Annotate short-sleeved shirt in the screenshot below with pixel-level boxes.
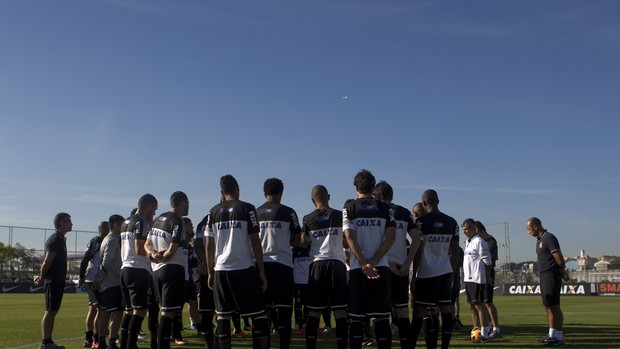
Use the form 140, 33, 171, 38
386, 204, 418, 265
44, 231, 67, 284
121, 215, 152, 271
415, 211, 459, 279
485, 234, 498, 268
342, 197, 396, 270
292, 245, 312, 285
80, 236, 103, 282
206, 199, 260, 271
302, 207, 345, 263
257, 201, 301, 267
536, 230, 561, 273
148, 212, 187, 272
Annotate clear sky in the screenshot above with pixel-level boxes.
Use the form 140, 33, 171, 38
1, 0, 618, 263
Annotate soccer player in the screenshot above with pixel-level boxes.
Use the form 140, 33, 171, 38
461, 218, 492, 342
343, 170, 396, 349
95, 214, 125, 349
372, 181, 421, 348
78, 221, 109, 348
475, 220, 502, 339
409, 189, 459, 349
302, 185, 349, 349
119, 194, 158, 349
194, 215, 217, 349
205, 175, 270, 349
145, 191, 189, 349
256, 177, 302, 349
526, 217, 569, 347
34, 212, 72, 349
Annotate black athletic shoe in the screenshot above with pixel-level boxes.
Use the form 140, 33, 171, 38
537, 335, 553, 343
544, 338, 565, 346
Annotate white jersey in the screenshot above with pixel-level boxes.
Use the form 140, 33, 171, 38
386, 204, 417, 266
293, 246, 312, 285
257, 201, 301, 267
120, 215, 152, 272
207, 199, 261, 272
463, 234, 492, 284
416, 211, 459, 279
302, 207, 345, 263
148, 212, 187, 272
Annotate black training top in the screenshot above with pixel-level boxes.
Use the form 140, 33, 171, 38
44, 231, 67, 283
536, 230, 562, 273
485, 234, 498, 267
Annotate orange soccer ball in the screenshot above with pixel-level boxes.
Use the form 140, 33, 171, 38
470, 328, 482, 343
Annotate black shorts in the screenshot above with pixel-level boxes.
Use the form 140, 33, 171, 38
264, 262, 293, 308
84, 282, 102, 306
100, 286, 123, 312
348, 267, 391, 319
120, 267, 152, 310
483, 269, 495, 304
196, 275, 215, 312
413, 272, 452, 307
214, 267, 266, 317
540, 270, 562, 306
45, 281, 64, 311
465, 282, 484, 305
154, 264, 186, 313
390, 270, 409, 309
306, 260, 348, 311
451, 273, 461, 303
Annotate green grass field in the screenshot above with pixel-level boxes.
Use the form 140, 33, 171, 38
1, 294, 619, 348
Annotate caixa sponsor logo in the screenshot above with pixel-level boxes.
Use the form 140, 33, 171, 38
506, 284, 587, 295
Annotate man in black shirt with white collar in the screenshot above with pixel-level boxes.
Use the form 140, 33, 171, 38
527, 217, 569, 347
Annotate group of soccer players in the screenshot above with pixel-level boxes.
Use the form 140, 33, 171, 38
75, 169, 499, 349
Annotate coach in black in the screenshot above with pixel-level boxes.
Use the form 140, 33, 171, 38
34, 212, 72, 349
527, 217, 568, 347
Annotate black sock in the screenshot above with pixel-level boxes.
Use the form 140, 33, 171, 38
423, 315, 439, 349
199, 311, 214, 344
410, 316, 423, 349
128, 315, 144, 349
397, 317, 410, 348
216, 318, 231, 349
374, 318, 392, 349
232, 313, 242, 332
277, 307, 292, 349
252, 316, 270, 349
86, 331, 94, 341
349, 320, 363, 349
335, 317, 348, 349
158, 316, 173, 349
99, 336, 107, 349
42, 339, 52, 345
119, 314, 131, 349
109, 337, 118, 348
305, 316, 320, 349
172, 313, 183, 339
440, 313, 453, 349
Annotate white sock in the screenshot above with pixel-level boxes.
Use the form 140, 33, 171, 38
493, 327, 500, 333
549, 328, 556, 338
555, 330, 563, 340
481, 326, 489, 337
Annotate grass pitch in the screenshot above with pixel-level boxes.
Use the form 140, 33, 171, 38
1, 294, 619, 348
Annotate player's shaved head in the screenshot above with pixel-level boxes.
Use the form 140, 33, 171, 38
138, 194, 157, 210
412, 202, 426, 220
311, 185, 329, 201
527, 217, 543, 229
422, 189, 439, 206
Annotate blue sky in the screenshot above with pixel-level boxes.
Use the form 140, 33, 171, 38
1, 0, 618, 263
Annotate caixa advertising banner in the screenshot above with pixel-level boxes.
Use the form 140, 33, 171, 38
0, 282, 78, 294
503, 283, 591, 296
597, 282, 620, 296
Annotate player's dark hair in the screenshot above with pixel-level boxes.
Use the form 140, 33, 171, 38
263, 178, 284, 196
183, 217, 192, 226
98, 221, 109, 233
353, 169, 376, 195
109, 214, 125, 227
170, 191, 188, 208
130, 208, 138, 217
220, 175, 239, 195
475, 221, 487, 233
138, 194, 157, 210
372, 180, 393, 202
462, 218, 476, 227
53, 212, 71, 229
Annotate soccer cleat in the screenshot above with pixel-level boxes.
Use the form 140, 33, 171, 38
544, 338, 565, 346
480, 336, 491, 343
91, 342, 99, 349
83, 340, 93, 348
172, 338, 188, 345
488, 331, 502, 340
234, 330, 249, 338
362, 338, 375, 347
537, 335, 553, 343
323, 325, 332, 334
298, 327, 305, 336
